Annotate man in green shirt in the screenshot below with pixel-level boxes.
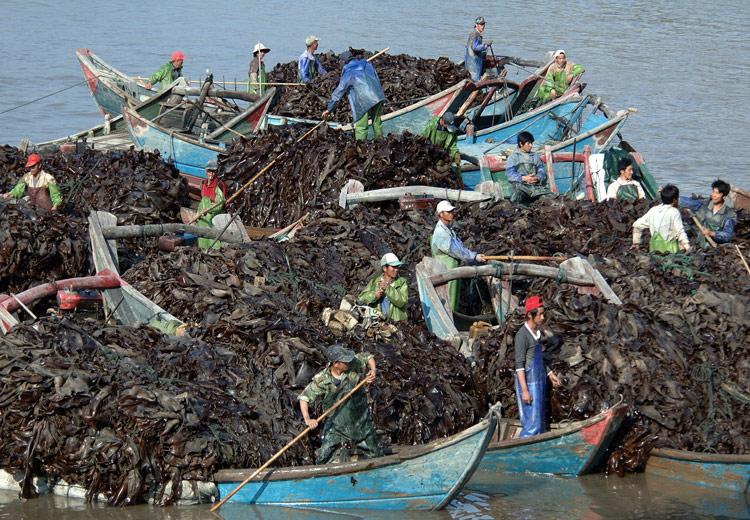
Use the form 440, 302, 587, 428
422, 111, 461, 174
3, 154, 62, 211
145, 51, 186, 90
299, 345, 381, 464
196, 159, 226, 249
358, 253, 408, 322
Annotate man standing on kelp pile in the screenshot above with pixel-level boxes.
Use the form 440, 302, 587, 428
322, 51, 386, 140
514, 297, 560, 438
299, 344, 382, 464
431, 200, 487, 311
4, 154, 62, 211
298, 35, 327, 83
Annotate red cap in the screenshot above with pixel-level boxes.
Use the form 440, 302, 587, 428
25, 154, 41, 167
171, 51, 187, 62
525, 296, 543, 317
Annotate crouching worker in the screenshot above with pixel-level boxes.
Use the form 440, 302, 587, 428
197, 159, 226, 249
631, 184, 690, 253
299, 345, 382, 464
3, 154, 62, 211
515, 297, 560, 438
358, 253, 408, 322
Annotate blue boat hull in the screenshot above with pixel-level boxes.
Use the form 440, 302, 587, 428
646, 449, 750, 493
213, 414, 496, 510
480, 404, 627, 476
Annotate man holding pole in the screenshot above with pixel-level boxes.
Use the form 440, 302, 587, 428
465, 16, 492, 82
679, 179, 736, 248
431, 200, 487, 310
299, 344, 381, 464
322, 50, 386, 141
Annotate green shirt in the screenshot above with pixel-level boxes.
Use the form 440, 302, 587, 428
358, 274, 408, 322
421, 116, 460, 161
299, 352, 373, 406
149, 61, 183, 89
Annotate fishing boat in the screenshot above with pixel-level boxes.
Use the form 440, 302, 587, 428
76, 48, 158, 117
415, 256, 621, 355
645, 448, 750, 493
213, 409, 497, 510
479, 400, 628, 476
729, 184, 750, 212
121, 87, 276, 178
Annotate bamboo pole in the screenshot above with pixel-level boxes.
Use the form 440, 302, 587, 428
690, 214, 718, 248
736, 245, 750, 276
211, 378, 369, 511
190, 120, 326, 224
483, 255, 567, 261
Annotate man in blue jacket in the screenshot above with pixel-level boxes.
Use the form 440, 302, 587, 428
322, 51, 386, 140
298, 35, 327, 83
465, 16, 493, 82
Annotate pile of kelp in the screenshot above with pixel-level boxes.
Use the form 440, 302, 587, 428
464, 197, 750, 467
0, 145, 189, 223
267, 49, 469, 122
0, 317, 308, 505
218, 124, 459, 227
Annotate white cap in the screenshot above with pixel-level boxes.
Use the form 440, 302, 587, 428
436, 200, 455, 214
380, 253, 403, 267
553, 49, 566, 58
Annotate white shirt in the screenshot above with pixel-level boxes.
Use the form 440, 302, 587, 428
632, 204, 690, 249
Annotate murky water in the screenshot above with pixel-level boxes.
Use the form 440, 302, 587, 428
1, 1, 749, 193
0, 1, 748, 517
1, 472, 748, 519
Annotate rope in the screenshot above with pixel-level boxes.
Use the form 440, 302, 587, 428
0, 77, 100, 116
656, 253, 712, 282
692, 363, 731, 439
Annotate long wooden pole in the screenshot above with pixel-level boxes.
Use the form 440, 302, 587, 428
483, 255, 567, 261
367, 47, 390, 61
190, 120, 326, 223
211, 377, 369, 511
690, 215, 718, 248
736, 245, 750, 276
134, 76, 305, 87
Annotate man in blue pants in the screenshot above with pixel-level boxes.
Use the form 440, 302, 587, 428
514, 297, 560, 437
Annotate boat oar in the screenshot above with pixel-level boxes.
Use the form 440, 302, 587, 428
484, 255, 567, 262
687, 211, 718, 248
367, 47, 390, 62
210, 377, 369, 511
190, 120, 326, 224
736, 245, 750, 277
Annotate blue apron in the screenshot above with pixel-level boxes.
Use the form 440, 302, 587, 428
515, 340, 546, 437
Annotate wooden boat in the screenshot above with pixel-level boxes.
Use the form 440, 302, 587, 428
729, 184, 750, 212
646, 448, 750, 493
268, 78, 472, 138
213, 409, 498, 510
456, 91, 587, 159
121, 87, 276, 178
479, 401, 628, 476
416, 256, 621, 355
76, 48, 158, 117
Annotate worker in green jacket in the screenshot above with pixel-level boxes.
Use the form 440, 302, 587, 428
247, 42, 269, 95
299, 344, 381, 464
538, 49, 584, 103
358, 253, 408, 322
3, 154, 62, 211
145, 51, 186, 90
422, 111, 461, 175
196, 159, 226, 249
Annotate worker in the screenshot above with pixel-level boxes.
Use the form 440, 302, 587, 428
538, 49, 584, 102
298, 35, 327, 83
299, 344, 382, 464
358, 253, 408, 322
465, 16, 493, 82
145, 51, 186, 90
322, 51, 386, 141
506, 131, 555, 205
3, 154, 62, 211
606, 157, 646, 201
679, 179, 737, 247
431, 200, 487, 310
631, 184, 690, 253
196, 159, 226, 249
514, 297, 560, 438
248, 42, 270, 95
422, 111, 461, 175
